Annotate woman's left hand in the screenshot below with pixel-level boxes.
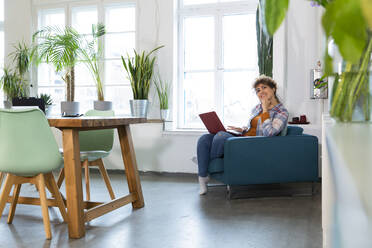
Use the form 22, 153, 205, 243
227, 126, 243, 132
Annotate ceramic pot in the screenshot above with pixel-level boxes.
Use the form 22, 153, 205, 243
160, 109, 169, 121
61, 101, 80, 116
94, 101, 112, 111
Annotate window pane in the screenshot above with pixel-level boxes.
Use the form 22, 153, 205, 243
0, 0, 3, 22
223, 14, 258, 69
75, 86, 97, 113
105, 60, 129, 84
223, 71, 259, 126
183, 0, 217, 5
38, 9, 65, 29
0, 31, 3, 66
75, 62, 95, 86
220, 0, 247, 2
72, 6, 98, 34
105, 33, 135, 59
105, 5, 135, 32
105, 86, 133, 115
184, 16, 214, 71
38, 87, 65, 115
37, 63, 64, 86
0, 26, 3, 103
183, 72, 214, 128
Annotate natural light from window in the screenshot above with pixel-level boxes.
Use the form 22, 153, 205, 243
178, 0, 259, 129
0, 0, 3, 104
36, 2, 136, 115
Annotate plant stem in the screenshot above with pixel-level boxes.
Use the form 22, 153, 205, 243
345, 37, 372, 120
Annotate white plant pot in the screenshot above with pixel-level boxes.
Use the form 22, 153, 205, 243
130, 99, 148, 117
94, 101, 112, 111
61, 101, 80, 116
160, 109, 169, 121
45, 105, 52, 116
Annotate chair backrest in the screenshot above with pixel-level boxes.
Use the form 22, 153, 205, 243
79, 109, 115, 152
286, 126, 304, 135
0, 108, 63, 176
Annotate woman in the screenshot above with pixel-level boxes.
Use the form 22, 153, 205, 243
196, 75, 289, 195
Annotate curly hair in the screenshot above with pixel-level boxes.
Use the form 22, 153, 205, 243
253, 75, 279, 102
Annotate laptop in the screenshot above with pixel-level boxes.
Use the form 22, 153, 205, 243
199, 111, 242, 136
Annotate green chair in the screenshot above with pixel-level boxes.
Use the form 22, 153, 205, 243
57, 109, 116, 201
0, 108, 67, 239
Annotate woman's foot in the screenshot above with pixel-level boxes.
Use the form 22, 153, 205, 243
198, 176, 209, 195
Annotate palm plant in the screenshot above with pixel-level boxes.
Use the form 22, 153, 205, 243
9, 41, 32, 87
80, 23, 106, 101
0, 68, 26, 100
33, 26, 82, 102
154, 74, 170, 110
121, 46, 164, 99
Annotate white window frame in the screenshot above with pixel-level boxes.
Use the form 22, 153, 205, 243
32, 0, 137, 114
0, 0, 5, 102
177, 0, 259, 129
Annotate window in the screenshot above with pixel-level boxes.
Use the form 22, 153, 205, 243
0, 0, 4, 103
37, 8, 66, 111
36, 2, 135, 115
178, 0, 259, 129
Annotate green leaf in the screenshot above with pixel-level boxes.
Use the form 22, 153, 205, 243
361, 0, 372, 30
264, 0, 289, 36
322, 0, 368, 63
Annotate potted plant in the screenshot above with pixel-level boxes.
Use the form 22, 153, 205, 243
40, 93, 53, 115
8, 41, 40, 106
154, 74, 171, 120
80, 23, 110, 110
121, 46, 164, 117
33, 26, 82, 115
0, 68, 26, 108
262, 0, 372, 122
9, 41, 32, 88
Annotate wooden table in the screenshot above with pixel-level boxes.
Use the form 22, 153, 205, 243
48, 116, 146, 238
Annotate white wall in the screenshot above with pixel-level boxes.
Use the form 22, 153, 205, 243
4, 0, 32, 66
5, 0, 325, 173
285, 0, 326, 126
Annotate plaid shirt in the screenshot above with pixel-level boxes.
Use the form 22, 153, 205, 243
246, 103, 289, 136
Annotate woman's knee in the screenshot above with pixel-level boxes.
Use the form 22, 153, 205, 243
214, 131, 233, 142
197, 133, 214, 147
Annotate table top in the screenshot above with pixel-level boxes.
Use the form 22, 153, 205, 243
48, 115, 147, 128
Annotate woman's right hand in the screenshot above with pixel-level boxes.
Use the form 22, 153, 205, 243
227, 126, 243, 132
261, 96, 272, 112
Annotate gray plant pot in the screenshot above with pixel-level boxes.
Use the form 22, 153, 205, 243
61, 101, 80, 116
3, 100, 12, 109
94, 100, 112, 111
130, 99, 148, 117
160, 109, 169, 121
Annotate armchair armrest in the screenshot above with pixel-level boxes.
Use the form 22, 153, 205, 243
222, 135, 318, 185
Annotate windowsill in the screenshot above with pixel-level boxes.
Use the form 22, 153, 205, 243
137, 119, 207, 136
162, 128, 207, 136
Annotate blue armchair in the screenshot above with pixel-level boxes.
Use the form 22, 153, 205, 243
208, 126, 319, 187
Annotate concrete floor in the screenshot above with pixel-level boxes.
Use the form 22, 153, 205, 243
0, 172, 321, 248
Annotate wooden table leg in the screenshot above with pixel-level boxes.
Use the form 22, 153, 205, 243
62, 129, 85, 238
118, 125, 144, 208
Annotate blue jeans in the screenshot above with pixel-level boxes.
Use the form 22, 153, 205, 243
197, 131, 234, 177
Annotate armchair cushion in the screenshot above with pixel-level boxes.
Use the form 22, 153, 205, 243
208, 126, 318, 186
